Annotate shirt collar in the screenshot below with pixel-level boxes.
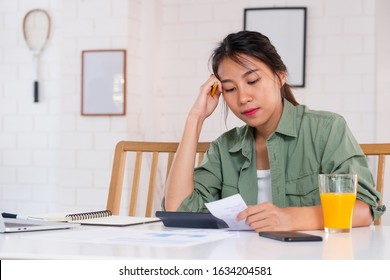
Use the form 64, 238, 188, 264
275, 99, 298, 138
229, 125, 254, 160
228, 98, 298, 155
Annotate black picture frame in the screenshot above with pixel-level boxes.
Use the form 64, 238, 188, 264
244, 7, 307, 87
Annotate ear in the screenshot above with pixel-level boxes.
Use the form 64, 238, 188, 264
277, 71, 287, 88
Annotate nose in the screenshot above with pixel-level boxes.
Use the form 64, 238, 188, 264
238, 89, 253, 104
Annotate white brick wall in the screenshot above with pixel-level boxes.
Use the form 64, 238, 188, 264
0, 0, 389, 224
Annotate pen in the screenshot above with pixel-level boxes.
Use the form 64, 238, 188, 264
2, 212, 17, 218
210, 81, 218, 97
1, 212, 33, 220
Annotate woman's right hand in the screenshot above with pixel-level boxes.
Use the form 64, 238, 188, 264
189, 75, 222, 120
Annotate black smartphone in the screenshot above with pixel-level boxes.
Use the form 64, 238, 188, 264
259, 231, 323, 242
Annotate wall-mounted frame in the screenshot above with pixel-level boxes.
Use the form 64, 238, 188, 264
244, 7, 307, 87
81, 49, 126, 116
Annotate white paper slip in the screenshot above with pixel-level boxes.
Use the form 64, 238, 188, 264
205, 194, 252, 231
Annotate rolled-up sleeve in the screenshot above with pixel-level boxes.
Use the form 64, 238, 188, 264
176, 141, 224, 212
320, 115, 386, 221
161, 141, 224, 212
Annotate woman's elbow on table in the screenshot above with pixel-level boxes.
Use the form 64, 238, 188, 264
353, 200, 373, 227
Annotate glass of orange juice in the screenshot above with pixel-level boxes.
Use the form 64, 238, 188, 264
318, 174, 358, 233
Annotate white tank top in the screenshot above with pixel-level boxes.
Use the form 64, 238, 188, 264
257, 169, 272, 203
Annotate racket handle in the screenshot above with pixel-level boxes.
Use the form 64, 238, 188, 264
34, 81, 39, 102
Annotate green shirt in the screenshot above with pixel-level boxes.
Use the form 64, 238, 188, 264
172, 99, 385, 221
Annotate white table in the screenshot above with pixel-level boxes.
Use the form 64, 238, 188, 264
0, 223, 389, 259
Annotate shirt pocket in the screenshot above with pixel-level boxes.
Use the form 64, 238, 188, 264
285, 171, 320, 206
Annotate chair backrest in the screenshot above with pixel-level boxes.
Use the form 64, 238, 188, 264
360, 143, 390, 225
106, 141, 389, 221
106, 141, 210, 217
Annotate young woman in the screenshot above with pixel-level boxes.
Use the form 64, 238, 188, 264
163, 31, 385, 232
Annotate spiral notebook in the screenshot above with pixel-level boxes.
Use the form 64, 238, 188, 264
29, 210, 161, 227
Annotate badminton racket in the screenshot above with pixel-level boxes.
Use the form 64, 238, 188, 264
23, 9, 51, 103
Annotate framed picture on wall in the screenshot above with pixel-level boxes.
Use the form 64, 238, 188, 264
244, 7, 307, 87
81, 49, 126, 116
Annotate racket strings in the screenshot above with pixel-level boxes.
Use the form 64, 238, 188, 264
23, 10, 51, 52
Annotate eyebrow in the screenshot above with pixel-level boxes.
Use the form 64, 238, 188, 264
220, 68, 259, 83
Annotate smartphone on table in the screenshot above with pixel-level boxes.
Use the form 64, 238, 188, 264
259, 231, 323, 242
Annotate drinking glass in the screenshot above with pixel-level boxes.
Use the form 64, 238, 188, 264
318, 174, 358, 233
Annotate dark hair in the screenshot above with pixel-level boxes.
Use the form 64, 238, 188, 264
210, 30, 298, 106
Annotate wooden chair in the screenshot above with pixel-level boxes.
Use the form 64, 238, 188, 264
106, 141, 210, 217
360, 143, 390, 225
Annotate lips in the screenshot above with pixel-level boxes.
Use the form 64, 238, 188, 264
242, 108, 259, 116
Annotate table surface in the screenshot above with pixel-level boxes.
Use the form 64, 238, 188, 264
1, 222, 389, 259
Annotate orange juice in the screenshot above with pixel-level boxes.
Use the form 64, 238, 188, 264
320, 193, 356, 231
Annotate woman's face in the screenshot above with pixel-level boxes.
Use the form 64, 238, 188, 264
217, 55, 285, 132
